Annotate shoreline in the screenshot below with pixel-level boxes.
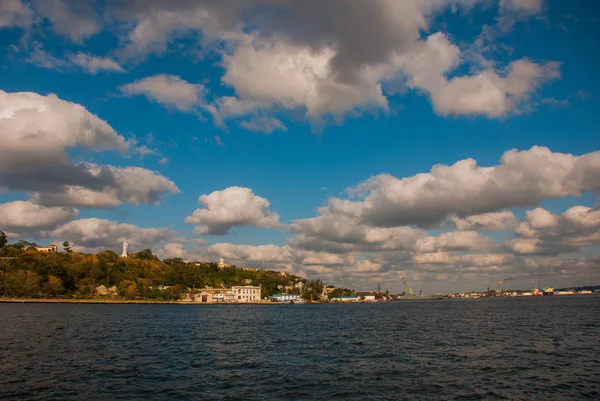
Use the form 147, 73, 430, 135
0, 298, 284, 305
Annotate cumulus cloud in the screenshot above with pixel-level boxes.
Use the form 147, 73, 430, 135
33, 0, 101, 43
451, 211, 517, 231
185, 187, 282, 235
0, 90, 178, 208
336, 146, 600, 228
30, 165, 179, 208
119, 74, 205, 112
0, 201, 78, 232
509, 205, 600, 255
155, 243, 190, 260
101, 0, 554, 123
416, 231, 496, 253
414, 252, 512, 268
431, 59, 560, 117
290, 210, 427, 254
50, 218, 175, 253
0, 90, 128, 192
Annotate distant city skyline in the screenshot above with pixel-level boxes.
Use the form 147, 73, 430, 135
0, 0, 599, 293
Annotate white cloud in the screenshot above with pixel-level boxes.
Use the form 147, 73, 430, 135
337, 146, 600, 228
68, 52, 125, 74
416, 231, 496, 253
26, 42, 69, 71
25, 45, 125, 75
414, 252, 512, 267
185, 186, 282, 235
291, 209, 427, 254
0, 90, 128, 192
220, 33, 389, 119
109, 1, 557, 123
30, 164, 179, 208
155, 243, 190, 260
510, 205, 600, 255
0, 200, 78, 230
452, 211, 517, 231
9, 1, 556, 124
239, 117, 287, 134
50, 218, 174, 252
120, 74, 205, 112
0, 0, 35, 29
33, 0, 101, 43
500, 0, 542, 14
431, 59, 560, 117
0, 90, 178, 208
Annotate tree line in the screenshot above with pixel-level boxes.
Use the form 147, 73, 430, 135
0, 231, 326, 301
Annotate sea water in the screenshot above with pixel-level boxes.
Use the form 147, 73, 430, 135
1, 296, 599, 400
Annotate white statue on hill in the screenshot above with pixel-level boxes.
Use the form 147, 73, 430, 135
121, 239, 128, 258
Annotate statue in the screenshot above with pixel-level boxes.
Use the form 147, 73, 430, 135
121, 239, 128, 258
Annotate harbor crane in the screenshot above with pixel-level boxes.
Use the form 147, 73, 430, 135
400, 277, 414, 296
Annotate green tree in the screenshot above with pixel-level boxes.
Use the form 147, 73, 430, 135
136, 248, 155, 260
0, 231, 7, 248
62, 241, 72, 253
119, 280, 140, 299
44, 275, 63, 297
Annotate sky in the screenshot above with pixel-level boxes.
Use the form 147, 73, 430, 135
1, 0, 599, 294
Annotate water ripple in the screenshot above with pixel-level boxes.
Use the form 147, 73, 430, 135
1, 297, 599, 400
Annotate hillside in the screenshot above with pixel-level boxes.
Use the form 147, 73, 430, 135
0, 243, 325, 301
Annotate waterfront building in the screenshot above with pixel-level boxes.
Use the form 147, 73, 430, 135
231, 285, 261, 302
184, 286, 262, 303
270, 293, 300, 302
35, 244, 57, 252
330, 295, 361, 302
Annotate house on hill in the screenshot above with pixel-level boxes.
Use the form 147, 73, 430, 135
35, 244, 57, 252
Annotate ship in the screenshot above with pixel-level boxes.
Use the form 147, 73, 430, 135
393, 277, 444, 300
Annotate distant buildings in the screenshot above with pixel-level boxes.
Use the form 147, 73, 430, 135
185, 285, 261, 303
270, 293, 301, 302
35, 244, 57, 252
232, 285, 261, 302
330, 295, 360, 302
217, 258, 229, 269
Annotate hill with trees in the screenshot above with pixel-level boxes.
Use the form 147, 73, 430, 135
0, 232, 325, 301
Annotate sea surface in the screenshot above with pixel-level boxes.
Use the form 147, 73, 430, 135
1, 296, 599, 400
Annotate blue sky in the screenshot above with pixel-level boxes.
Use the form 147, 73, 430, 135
1, 0, 599, 293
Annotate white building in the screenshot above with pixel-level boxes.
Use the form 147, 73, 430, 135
184, 286, 262, 303
35, 244, 57, 252
217, 258, 229, 269
231, 285, 261, 303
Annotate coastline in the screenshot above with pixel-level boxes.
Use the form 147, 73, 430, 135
0, 298, 281, 305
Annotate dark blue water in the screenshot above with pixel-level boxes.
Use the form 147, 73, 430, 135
1, 296, 599, 400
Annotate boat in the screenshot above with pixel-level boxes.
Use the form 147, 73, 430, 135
543, 287, 555, 296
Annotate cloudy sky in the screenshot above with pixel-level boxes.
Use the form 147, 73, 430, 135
1, 0, 599, 293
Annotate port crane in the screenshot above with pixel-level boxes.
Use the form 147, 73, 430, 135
400, 277, 414, 296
